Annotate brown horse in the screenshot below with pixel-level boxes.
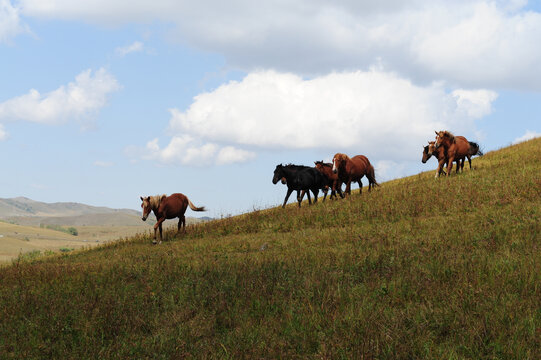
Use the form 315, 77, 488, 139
434, 131, 480, 176
140, 193, 206, 244
314, 161, 344, 200
331, 153, 378, 196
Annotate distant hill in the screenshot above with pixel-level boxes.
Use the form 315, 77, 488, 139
0, 197, 209, 227
0, 197, 139, 218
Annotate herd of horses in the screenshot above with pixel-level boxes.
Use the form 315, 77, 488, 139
141, 130, 482, 243
422, 130, 483, 177
272, 153, 378, 209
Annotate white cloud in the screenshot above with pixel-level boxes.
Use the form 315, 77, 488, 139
139, 135, 255, 166
451, 89, 498, 118
166, 69, 496, 162
512, 130, 540, 144
17, 0, 541, 90
0, 68, 120, 125
0, 123, 7, 140
216, 146, 256, 165
0, 0, 27, 43
115, 41, 143, 57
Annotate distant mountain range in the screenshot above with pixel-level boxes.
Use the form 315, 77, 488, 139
0, 197, 139, 218
0, 197, 212, 227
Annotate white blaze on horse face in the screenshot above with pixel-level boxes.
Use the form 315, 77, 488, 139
332, 157, 337, 173
141, 200, 150, 221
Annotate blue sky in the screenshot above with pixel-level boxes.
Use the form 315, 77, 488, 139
1, 0, 540, 217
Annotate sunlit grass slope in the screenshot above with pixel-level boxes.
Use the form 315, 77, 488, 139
1, 138, 540, 359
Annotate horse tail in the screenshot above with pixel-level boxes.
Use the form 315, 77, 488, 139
187, 198, 206, 212
469, 142, 483, 156
367, 164, 379, 187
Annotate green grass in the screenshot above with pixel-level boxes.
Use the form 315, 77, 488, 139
0, 138, 540, 359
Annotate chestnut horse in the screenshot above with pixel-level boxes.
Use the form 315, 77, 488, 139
434, 131, 482, 176
422, 142, 447, 177
140, 193, 206, 244
332, 153, 378, 196
314, 161, 344, 200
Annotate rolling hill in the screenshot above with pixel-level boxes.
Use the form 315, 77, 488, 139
0, 196, 139, 218
0, 138, 539, 359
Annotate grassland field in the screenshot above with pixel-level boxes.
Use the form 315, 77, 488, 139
0, 138, 539, 359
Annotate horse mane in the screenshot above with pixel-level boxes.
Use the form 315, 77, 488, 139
150, 194, 167, 210
440, 130, 456, 143
285, 163, 310, 170
315, 161, 332, 168
335, 153, 350, 161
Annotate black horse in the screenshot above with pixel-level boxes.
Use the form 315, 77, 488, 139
272, 164, 328, 208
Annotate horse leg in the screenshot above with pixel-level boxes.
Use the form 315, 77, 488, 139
312, 189, 318, 203
282, 188, 294, 208
153, 218, 165, 244
345, 181, 352, 196
153, 217, 164, 243
447, 157, 455, 176
436, 159, 445, 178
467, 155, 472, 170
336, 181, 345, 198
177, 215, 186, 234
306, 190, 312, 205
358, 181, 363, 195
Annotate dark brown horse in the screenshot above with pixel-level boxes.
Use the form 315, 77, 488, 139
332, 153, 378, 196
272, 164, 327, 208
434, 131, 482, 176
314, 161, 344, 200
140, 193, 206, 244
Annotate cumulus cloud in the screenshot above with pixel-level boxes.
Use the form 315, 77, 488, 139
166, 70, 496, 162
115, 41, 143, 57
451, 89, 498, 118
17, 0, 541, 90
0, 68, 120, 125
0, 0, 27, 43
512, 130, 540, 144
139, 135, 256, 166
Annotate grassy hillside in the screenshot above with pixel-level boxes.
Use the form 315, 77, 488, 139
0, 138, 539, 359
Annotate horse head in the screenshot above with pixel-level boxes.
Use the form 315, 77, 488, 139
272, 164, 287, 184
332, 153, 347, 174
435, 130, 455, 149
428, 141, 438, 155
140, 196, 152, 221
422, 144, 431, 163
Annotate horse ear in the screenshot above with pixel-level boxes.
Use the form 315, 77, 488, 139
435, 131, 439, 135
140, 196, 144, 201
